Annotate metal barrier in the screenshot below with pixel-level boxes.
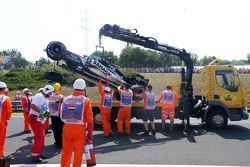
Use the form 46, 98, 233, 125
248, 100, 250, 113
10, 100, 250, 113
11, 101, 23, 112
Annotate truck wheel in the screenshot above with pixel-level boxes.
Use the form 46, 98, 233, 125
93, 110, 102, 127
207, 110, 228, 129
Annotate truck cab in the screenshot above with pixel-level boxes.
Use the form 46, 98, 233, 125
200, 59, 249, 128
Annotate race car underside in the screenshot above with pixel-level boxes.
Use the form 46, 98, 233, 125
44, 41, 148, 97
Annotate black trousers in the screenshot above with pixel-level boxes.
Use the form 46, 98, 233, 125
51, 116, 64, 146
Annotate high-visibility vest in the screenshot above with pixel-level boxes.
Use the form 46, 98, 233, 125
23, 96, 32, 114
120, 90, 133, 107
15, 95, 21, 102
61, 95, 85, 125
163, 90, 174, 104
102, 93, 113, 109
49, 94, 63, 116
145, 92, 156, 110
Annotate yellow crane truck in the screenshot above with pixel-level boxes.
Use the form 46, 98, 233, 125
91, 58, 248, 129
45, 24, 248, 131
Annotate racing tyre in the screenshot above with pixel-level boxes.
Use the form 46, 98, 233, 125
46, 41, 66, 61
130, 85, 144, 102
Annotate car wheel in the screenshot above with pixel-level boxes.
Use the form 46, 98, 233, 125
46, 41, 65, 61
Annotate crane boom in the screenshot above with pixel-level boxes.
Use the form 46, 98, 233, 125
99, 24, 196, 130
99, 24, 194, 87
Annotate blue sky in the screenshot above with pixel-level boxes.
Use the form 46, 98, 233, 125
0, 0, 250, 62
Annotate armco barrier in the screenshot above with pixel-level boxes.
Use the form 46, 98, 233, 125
10, 100, 250, 113
248, 100, 250, 113
11, 101, 23, 112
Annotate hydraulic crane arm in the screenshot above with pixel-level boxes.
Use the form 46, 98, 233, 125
99, 24, 196, 131
99, 24, 194, 88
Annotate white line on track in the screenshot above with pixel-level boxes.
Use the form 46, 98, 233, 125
10, 164, 246, 167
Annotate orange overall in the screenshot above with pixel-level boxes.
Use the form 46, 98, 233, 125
21, 95, 31, 131
117, 87, 133, 135
159, 90, 180, 120
0, 92, 12, 157
60, 92, 93, 167
98, 80, 113, 137
43, 118, 49, 130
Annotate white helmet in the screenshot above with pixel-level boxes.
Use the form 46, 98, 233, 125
104, 87, 111, 92
73, 79, 86, 90
23, 88, 30, 94
38, 87, 44, 93
43, 85, 54, 94
0, 82, 7, 88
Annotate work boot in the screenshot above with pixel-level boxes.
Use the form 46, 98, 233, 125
103, 134, 109, 138
151, 130, 156, 136
32, 157, 43, 163
143, 130, 149, 136
55, 144, 62, 149
117, 132, 123, 137
45, 129, 52, 135
24, 130, 31, 134
40, 155, 48, 160
125, 133, 130, 136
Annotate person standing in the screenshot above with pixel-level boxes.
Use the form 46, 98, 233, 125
38, 88, 52, 135
22, 88, 31, 133
117, 83, 133, 136
0, 82, 12, 159
14, 91, 22, 102
158, 85, 180, 131
29, 85, 54, 162
137, 85, 156, 136
49, 82, 64, 148
60, 78, 93, 167
29, 92, 34, 101
98, 79, 113, 137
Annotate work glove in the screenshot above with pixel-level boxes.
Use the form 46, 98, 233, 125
56, 99, 63, 104
86, 123, 94, 141
105, 80, 109, 86
40, 110, 50, 117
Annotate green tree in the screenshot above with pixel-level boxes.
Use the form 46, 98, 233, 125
119, 46, 153, 68
37, 57, 51, 65
247, 53, 250, 64
219, 60, 231, 65
2, 49, 30, 69
13, 57, 30, 68
199, 55, 216, 66
90, 51, 118, 65
119, 46, 184, 68
156, 53, 172, 67
145, 50, 158, 67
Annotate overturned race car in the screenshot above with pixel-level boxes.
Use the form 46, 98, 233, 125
44, 41, 148, 99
